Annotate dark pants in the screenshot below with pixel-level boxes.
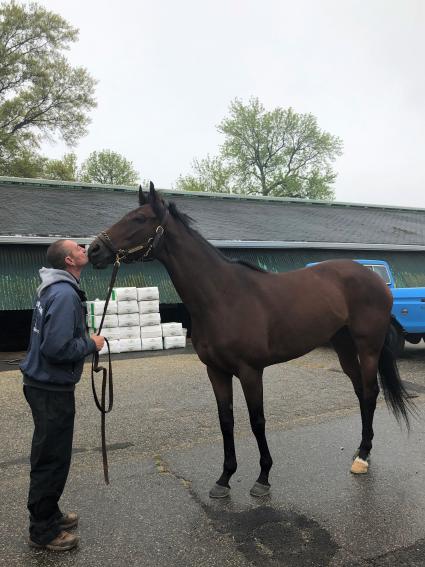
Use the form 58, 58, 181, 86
24, 385, 75, 544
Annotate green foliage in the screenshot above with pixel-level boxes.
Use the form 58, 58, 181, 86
0, 148, 46, 177
0, 1, 96, 164
43, 152, 77, 181
175, 156, 234, 193
177, 98, 343, 200
79, 150, 139, 185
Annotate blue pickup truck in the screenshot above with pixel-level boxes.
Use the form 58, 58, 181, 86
308, 259, 425, 356
356, 259, 425, 356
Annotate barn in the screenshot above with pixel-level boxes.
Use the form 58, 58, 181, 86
1, 176, 425, 351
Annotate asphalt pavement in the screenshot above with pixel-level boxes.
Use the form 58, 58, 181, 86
1, 343, 425, 566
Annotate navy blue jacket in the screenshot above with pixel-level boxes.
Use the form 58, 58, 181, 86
20, 269, 96, 388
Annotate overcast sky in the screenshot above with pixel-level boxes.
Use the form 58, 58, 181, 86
39, 0, 425, 208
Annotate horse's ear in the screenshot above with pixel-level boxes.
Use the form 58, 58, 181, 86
148, 180, 166, 219
138, 185, 147, 206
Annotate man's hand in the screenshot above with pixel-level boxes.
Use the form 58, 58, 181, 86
90, 334, 105, 351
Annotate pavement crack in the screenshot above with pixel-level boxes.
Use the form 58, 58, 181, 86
153, 454, 192, 491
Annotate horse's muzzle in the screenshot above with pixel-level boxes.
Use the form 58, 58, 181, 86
87, 239, 114, 269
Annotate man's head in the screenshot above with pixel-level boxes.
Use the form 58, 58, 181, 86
47, 240, 88, 276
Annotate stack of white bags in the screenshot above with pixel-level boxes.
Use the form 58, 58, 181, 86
87, 286, 187, 355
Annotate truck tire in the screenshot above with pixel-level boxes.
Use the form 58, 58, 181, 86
386, 323, 405, 358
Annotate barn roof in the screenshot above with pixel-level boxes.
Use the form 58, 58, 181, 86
1, 177, 425, 249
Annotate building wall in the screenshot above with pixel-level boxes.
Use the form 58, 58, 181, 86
2, 244, 425, 311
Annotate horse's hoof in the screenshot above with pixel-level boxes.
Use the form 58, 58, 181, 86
209, 483, 230, 499
250, 481, 271, 497
350, 457, 369, 474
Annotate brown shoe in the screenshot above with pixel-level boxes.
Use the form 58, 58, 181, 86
29, 530, 79, 551
60, 512, 79, 530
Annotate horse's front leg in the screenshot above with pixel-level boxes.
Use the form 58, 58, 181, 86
239, 366, 273, 497
207, 366, 236, 498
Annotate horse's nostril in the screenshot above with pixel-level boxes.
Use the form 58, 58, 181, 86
90, 243, 100, 254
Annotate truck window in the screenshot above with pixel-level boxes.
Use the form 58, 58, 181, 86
364, 264, 391, 285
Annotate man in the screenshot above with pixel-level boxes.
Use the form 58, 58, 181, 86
20, 239, 105, 551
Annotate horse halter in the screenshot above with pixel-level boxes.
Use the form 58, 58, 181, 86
96, 210, 169, 265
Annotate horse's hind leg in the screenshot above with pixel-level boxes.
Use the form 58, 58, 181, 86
239, 366, 273, 497
352, 337, 381, 473
331, 328, 379, 474
207, 366, 237, 498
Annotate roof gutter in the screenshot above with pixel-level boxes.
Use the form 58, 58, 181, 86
2, 236, 425, 252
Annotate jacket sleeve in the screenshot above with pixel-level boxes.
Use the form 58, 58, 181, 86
40, 291, 97, 363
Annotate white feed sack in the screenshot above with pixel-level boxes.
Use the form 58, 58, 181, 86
118, 313, 141, 327
86, 300, 118, 315
163, 336, 186, 349
161, 322, 183, 337
138, 300, 160, 314
99, 339, 120, 355
137, 287, 159, 301
117, 300, 139, 314
139, 312, 161, 326
120, 338, 142, 352
118, 326, 141, 339
87, 314, 119, 329
140, 325, 162, 339
141, 337, 163, 351
89, 327, 120, 341
112, 287, 137, 301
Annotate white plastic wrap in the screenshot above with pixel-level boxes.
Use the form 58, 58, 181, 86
112, 287, 137, 301
137, 287, 159, 301
140, 325, 162, 339
139, 312, 161, 326
117, 300, 139, 314
163, 336, 186, 349
118, 313, 141, 327
138, 300, 160, 314
161, 322, 183, 337
141, 337, 163, 351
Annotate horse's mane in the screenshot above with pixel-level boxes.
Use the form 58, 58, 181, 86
167, 201, 267, 273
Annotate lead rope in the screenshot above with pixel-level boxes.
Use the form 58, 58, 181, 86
91, 256, 121, 484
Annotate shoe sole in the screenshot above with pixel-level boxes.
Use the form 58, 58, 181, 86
29, 539, 79, 551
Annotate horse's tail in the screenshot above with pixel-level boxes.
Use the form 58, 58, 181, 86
377, 342, 415, 429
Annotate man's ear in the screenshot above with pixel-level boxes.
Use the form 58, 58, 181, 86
148, 181, 166, 220
138, 185, 148, 205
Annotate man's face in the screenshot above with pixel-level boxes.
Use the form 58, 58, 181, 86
64, 240, 88, 269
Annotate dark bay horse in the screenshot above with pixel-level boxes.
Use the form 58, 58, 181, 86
88, 183, 412, 498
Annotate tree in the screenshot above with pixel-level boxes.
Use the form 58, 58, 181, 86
175, 155, 234, 193
177, 98, 343, 200
0, 1, 96, 166
0, 147, 46, 177
79, 150, 139, 185
43, 152, 77, 181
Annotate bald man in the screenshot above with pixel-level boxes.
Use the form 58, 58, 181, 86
21, 239, 104, 551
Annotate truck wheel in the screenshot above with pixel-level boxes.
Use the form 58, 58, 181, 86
387, 323, 405, 358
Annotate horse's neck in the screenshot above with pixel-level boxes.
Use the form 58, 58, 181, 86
157, 219, 233, 314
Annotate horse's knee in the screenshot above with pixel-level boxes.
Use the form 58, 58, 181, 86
250, 414, 266, 436
219, 417, 234, 436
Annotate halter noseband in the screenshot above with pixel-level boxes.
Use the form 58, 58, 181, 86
96, 210, 169, 265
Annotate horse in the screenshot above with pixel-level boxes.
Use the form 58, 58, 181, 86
87, 183, 412, 498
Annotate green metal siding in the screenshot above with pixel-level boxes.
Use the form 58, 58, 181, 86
222, 248, 425, 287
0, 245, 180, 310
1, 244, 425, 310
